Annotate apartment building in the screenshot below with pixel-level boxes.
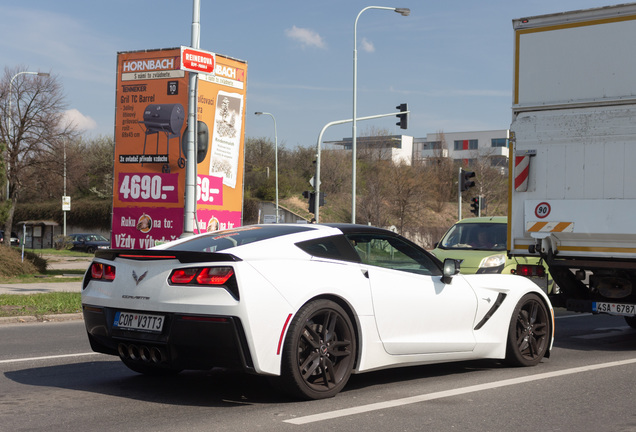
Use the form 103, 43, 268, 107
327, 129, 509, 169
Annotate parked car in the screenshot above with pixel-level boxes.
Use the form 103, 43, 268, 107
69, 233, 110, 253
0, 230, 20, 247
431, 216, 554, 293
82, 223, 553, 400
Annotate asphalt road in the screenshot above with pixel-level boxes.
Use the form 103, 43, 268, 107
2, 311, 636, 432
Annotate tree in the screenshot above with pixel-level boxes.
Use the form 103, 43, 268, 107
0, 67, 77, 245
388, 161, 425, 234
71, 135, 114, 199
244, 137, 277, 200
425, 131, 455, 213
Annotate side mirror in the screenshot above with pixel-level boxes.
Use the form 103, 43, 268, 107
442, 258, 460, 284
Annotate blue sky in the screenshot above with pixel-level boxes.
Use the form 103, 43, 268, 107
0, 0, 616, 148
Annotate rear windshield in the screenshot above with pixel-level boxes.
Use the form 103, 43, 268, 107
438, 223, 506, 251
166, 225, 314, 252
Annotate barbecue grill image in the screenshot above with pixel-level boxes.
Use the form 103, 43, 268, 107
138, 104, 185, 172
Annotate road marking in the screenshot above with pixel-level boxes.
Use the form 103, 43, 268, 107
573, 327, 631, 339
555, 313, 592, 319
284, 358, 636, 425
0, 352, 99, 365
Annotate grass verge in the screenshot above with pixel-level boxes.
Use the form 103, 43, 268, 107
0, 292, 82, 318
0, 269, 85, 284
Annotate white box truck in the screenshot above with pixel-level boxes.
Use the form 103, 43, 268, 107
508, 3, 636, 325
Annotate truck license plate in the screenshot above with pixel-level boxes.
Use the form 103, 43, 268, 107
113, 311, 164, 332
592, 302, 636, 316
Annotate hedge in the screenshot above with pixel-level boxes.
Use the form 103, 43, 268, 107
13, 199, 112, 230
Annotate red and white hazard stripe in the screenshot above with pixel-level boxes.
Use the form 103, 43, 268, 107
526, 221, 574, 232
514, 155, 530, 192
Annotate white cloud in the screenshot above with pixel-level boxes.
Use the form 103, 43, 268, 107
62, 109, 97, 131
360, 37, 375, 53
285, 26, 326, 49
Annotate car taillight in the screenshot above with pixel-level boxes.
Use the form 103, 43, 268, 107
169, 267, 234, 286
90, 263, 116, 281
515, 264, 545, 277
197, 267, 234, 285
91, 263, 103, 279
168, 266, 239, 300
170, 268, 198, 284
104, 264, 116, 280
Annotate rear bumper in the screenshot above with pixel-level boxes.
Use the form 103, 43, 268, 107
82, 304, 254, 372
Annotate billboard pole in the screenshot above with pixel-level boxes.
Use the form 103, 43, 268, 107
183, 0, 201, 237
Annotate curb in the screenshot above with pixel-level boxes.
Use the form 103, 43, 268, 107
0, 313, 83, 325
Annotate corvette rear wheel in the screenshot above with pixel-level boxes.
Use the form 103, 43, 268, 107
280, 299, 356, 400
506, 293, 550, 367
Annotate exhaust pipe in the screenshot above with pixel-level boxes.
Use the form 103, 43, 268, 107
128, 345, 140, 361
140, 346, 152, 362
117, 343, 166, 365
150, 347, 164, 364
117, 343, 128, 359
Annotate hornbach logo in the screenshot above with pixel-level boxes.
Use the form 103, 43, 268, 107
122, 58, 176, 73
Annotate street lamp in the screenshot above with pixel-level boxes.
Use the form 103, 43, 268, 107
254, 111, 279, 223
351, 6, 409, 223
5, 71, 49, 200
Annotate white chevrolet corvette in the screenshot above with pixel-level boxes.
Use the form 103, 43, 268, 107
82, 224, 554, 400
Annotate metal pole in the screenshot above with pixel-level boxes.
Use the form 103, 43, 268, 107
63, 140, 67, 237
351, 6, 409, 224
458, 167, 462, 221
315, 110, 409, 223
183, 0, 200, 237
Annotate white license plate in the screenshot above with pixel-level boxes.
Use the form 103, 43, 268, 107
592, 302, 636, 316
113, 311, 164, 332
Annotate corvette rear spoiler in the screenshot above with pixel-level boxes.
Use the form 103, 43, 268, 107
94, 249, 242, 263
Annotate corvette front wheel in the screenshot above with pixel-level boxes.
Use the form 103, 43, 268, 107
280, 299, 356, 400
505, 293, 550, 367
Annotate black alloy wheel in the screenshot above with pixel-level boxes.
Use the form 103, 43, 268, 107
505, 293, 550, 367
280, 299, 356, 400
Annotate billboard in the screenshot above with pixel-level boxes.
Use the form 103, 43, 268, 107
112, 47, 247, 248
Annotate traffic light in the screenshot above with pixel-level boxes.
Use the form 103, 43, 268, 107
460, 169, 476, 192
470, 197, 480, 216
396, 103, 408, 130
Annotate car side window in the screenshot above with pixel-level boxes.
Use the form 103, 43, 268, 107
295, 235, 362, 263
345, 234, 441, 276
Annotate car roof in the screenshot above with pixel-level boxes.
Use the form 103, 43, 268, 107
323, 223, 398, 235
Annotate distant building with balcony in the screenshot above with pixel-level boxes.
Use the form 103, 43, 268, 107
324, 135, 414, 165
326, 130, 509, 170
414, 129, 509, 171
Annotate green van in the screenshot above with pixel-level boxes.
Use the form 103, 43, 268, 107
431, 216, 554, 293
